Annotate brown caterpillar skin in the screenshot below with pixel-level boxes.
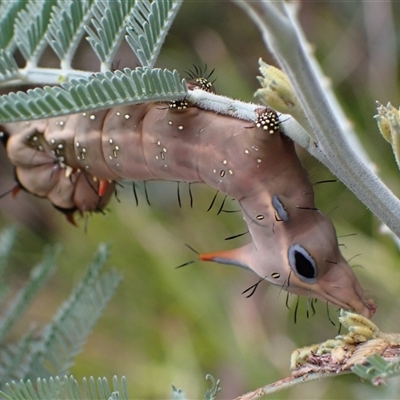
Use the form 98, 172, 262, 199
1, 103, 377, 318
2, 117, 115, 221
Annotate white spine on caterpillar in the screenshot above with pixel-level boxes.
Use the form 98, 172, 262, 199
1, 77, 377, 318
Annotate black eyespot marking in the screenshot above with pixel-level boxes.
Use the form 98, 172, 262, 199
272, 195, 288, 222
0, 131, 9, 146
271, 272, 280, 279
288, 244, 317, 283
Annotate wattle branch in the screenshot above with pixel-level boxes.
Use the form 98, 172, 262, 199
233, 370, 351, 400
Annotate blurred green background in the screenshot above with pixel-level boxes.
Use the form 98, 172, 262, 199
1, 1, 400, 399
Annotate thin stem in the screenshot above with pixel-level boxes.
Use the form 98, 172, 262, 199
187, 90, 260, 121
283, 2, 374, 170
233, 370, 352, 399
0, 67, 92, 88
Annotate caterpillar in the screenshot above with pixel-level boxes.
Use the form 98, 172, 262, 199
0, 76, 377, 319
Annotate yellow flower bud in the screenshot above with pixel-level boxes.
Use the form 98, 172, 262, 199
255, 58, 300, 116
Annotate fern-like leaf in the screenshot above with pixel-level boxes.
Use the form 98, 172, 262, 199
352, 354, 400, 385
0, 50, 20, 85
21, 244, 122, 380
0, 375, 129, 400
0, 330, 36, 387
0, 68, 187, 123
14, 0, 53, 66
126, 0, 183, 68
0, 0, 28, 52
47, 0, 95, 69
0, 246, 60, 343
85, 0, 136, 71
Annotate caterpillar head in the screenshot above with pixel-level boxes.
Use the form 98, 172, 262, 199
282, 211, 377, 318
201, 208, 376, 318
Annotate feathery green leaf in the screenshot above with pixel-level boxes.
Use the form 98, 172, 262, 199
126, 0, 183, 68
0, 246, 60, 343
22, 244, 122, 380
14, 0, 54, 65
352, 354, 400, 385
0, 331, 36, 387
0, 0, 28, 51
85, 0, 136, 70
0, 68, 187, 123
47, 0, 95, 68
0, 50, 20, 85
0, 375, 129, 400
